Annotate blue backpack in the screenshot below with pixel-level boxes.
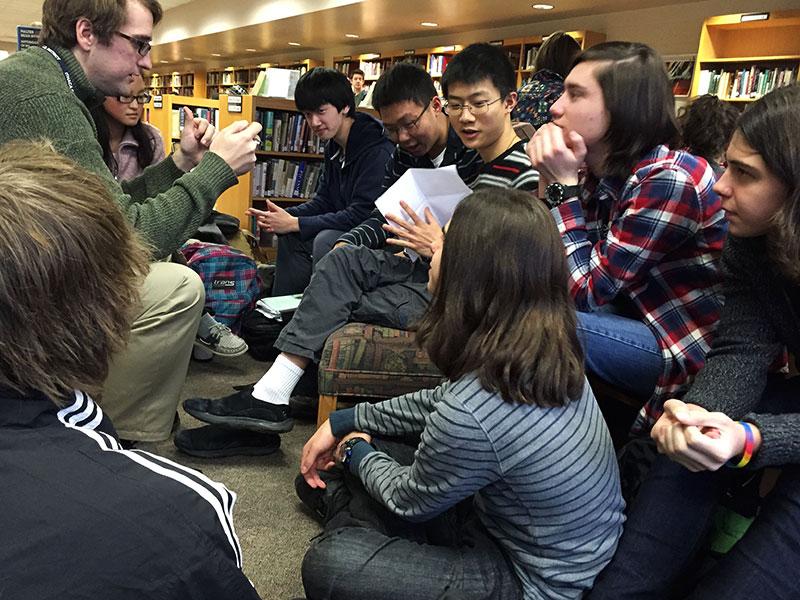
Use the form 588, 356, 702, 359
180, 241, 261, 333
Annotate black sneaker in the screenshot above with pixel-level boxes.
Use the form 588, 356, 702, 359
289, 395, 318, 421
183, 387, 294, 433
174, 425, 281, 458
294, 473, 327, 521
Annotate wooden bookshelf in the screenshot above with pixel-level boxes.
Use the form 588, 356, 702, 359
147, 69, 205, 97
690, 11, 800, 101
206, 59, 322, 99
143, 95, 219, 151
513, 31, 605, 87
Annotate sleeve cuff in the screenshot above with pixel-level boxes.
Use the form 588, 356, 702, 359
329, 407, 357, 437
347, 439, 376, 475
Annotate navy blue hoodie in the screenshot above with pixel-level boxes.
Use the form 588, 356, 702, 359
287, 110, 394, 240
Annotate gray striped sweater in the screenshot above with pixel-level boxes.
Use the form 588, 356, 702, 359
330, 375, 624, 600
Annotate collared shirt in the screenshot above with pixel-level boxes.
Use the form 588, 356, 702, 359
550, 145, 727, 430
112, 122, 166, 182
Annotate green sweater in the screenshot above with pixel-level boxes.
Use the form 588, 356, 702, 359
0, 46, 238, 258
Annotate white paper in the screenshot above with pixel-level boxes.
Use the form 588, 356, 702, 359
375, 165, 472, 259
256, 294, 303, 321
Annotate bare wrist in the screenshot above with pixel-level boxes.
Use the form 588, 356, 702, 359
172, 148, 194, 172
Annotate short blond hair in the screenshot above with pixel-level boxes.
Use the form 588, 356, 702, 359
0, 140, 149, 404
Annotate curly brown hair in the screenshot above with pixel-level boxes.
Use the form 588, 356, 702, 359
679, 94, 740, 164
0, 141, 149, 404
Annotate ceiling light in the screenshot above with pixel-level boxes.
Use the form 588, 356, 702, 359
159, 60, 168, 63
345, 33, 359, 38
211, 53, 221, 57
740, 12, 769, 22
288, 42, 301, 46
420, 22, 438, 27
532, 3, 554, 9
246, 48, 257, 52
183, 57, 192, 60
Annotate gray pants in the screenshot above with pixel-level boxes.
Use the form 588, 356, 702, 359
301, 441, 523, 600
275, 245, 431, 362
272, 229, 346, 295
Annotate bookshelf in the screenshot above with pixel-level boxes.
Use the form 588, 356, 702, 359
147, 70, 205, 97
691, 11, 800, 102
206, 59, 322, 99
143, 95, 220, 152
514, 31, 605, 87
664, 55, 697, 97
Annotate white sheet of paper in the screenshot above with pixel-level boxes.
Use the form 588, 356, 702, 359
375, 165, 472, 259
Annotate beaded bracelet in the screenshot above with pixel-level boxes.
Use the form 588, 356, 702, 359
728, 421, 755, 468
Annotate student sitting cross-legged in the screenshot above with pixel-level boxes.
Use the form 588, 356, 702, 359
527, 42, 728, 431
298, 188, 624, 600
0, 140, 260, 600
180, 43, 538, 452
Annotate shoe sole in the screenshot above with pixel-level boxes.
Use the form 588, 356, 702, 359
175, 444, 280, 458
184, 405, 295, 434
193, 340, 249, 358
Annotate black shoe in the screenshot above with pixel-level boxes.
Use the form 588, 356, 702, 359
183, 387, 294, 433
294, 473, 327, 521
174, 425, 281, 458
289, 395, 318, 421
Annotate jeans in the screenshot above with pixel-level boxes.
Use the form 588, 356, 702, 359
588, 377, 800, 600
577, 310, 663, 398
272, 229, 345, 295
301, 441, 523, 600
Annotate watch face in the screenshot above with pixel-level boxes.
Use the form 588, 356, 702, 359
545, 183, 564, 206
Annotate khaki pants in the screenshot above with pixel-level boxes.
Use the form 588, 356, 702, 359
102, 262, 204, 441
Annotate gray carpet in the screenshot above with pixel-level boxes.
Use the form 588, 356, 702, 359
146, 353, 320, 600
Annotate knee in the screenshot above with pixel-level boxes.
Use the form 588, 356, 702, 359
301, 528, 362, 600
144, 263, 205, 316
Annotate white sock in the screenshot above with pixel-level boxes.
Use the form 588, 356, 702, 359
251, 353, 305, 406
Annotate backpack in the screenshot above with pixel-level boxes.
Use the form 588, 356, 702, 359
180, 241, 261, 333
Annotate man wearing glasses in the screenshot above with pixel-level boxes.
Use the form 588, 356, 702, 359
0, 0, 263, 447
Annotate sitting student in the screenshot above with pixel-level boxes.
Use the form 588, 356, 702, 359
93, 75, 165, 181
513, 31, 581, 129
298, 188, 625, 600
351, 67, 367, 105
588, 84, 800, 600
679, 93, 740, 177
181, 43, 538, 445
0, 140, 261, 600
250, 67, 394, 295
527, 42, 727, 431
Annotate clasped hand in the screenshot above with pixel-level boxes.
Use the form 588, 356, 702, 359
525, 122, 586, 187
300, 420, 372, 489
246, 200, 299, 234
383, 201, 443, 259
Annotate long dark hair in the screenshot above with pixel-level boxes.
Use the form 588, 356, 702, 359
738, 85, 800, 280
415, 188, 585, 407
535, 32, 581, 78
574, 42, 680, 178
92, 104, 157, 174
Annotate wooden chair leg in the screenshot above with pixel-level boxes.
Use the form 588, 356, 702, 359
317, 394, 338, 428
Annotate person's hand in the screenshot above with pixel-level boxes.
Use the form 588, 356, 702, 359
383, 201, 443, 258
526, 122, 585, 186
300, 420, 339, 489
209, 119, 262, 176
174, 107, 217, 171
334, 431, 373, 464
246, 200, 299, 234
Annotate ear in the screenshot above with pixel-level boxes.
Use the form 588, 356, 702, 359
74, 16, 94, 51
504, 91, 518, 113
431, 96, 444, 113
342, 104, 350, 115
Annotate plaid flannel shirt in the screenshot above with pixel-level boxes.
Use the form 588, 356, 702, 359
550, 145, 728, 431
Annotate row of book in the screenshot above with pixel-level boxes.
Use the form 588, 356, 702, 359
207, 70, 257, 86
251, 159, 323, 200
428, 54, 451, 76
169, 107, 219, 139
696, 65, 798, 99
255, 109, 325, 154
523, 46, 539, 70
359, 60, 383, 79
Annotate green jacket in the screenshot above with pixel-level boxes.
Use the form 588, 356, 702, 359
0, 46, 238, 258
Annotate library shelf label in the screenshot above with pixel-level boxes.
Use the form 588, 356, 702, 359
227, 96, 242, 113
153, 95, 163, 108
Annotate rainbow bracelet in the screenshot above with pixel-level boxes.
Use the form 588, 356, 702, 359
729, 421, 755, 468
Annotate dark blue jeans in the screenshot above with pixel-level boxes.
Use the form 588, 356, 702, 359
301, 441, 522, 600
273, 229, 346, 295
588, 378, 800, 599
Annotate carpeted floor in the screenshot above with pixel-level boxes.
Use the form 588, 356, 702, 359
147, 352, 320, 600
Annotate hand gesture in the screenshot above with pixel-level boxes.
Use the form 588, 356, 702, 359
525, 122, 586, 186
245, 200, 298, 234
300, 420, 339, 489
175, 106, 216, 170
209, 119, 262, 176
383, 201, 443, 258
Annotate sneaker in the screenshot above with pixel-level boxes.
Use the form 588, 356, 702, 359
183, 387, 294, 433
194, 313, 248, 357
289, 395, 318, 421
294, 472, 327, 521
174, 425, 281, 458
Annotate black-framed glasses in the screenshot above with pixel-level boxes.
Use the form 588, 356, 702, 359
117, 92, 152, 104
443, 97, 503, 115
115, 31, 152, 56
383, 98, 434, 139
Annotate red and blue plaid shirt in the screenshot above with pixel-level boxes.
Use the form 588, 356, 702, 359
551, 145, 728, 431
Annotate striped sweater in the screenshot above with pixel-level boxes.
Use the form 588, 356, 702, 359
471, 140, 539, 192
329, 375, 625, 600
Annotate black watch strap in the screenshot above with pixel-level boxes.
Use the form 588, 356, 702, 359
544, 183, 581, 209
342, 437, 370, 467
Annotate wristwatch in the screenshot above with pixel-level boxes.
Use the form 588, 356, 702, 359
543, 183, 581, 209
341, 437, 370, 467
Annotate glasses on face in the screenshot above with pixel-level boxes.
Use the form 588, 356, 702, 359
444, 97, 503, 116
117, 92, 152, 104
383, 99, 434, 139
115, 31, 152, 57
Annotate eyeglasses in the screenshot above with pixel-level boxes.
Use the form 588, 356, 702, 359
117, 92, 152, 104
444, 97, 503, 115
383, 99, 434, 139
115, 31, 152, 57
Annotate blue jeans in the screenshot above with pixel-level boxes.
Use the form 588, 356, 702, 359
588, 377, 800, 599
577, 310, 662, 398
